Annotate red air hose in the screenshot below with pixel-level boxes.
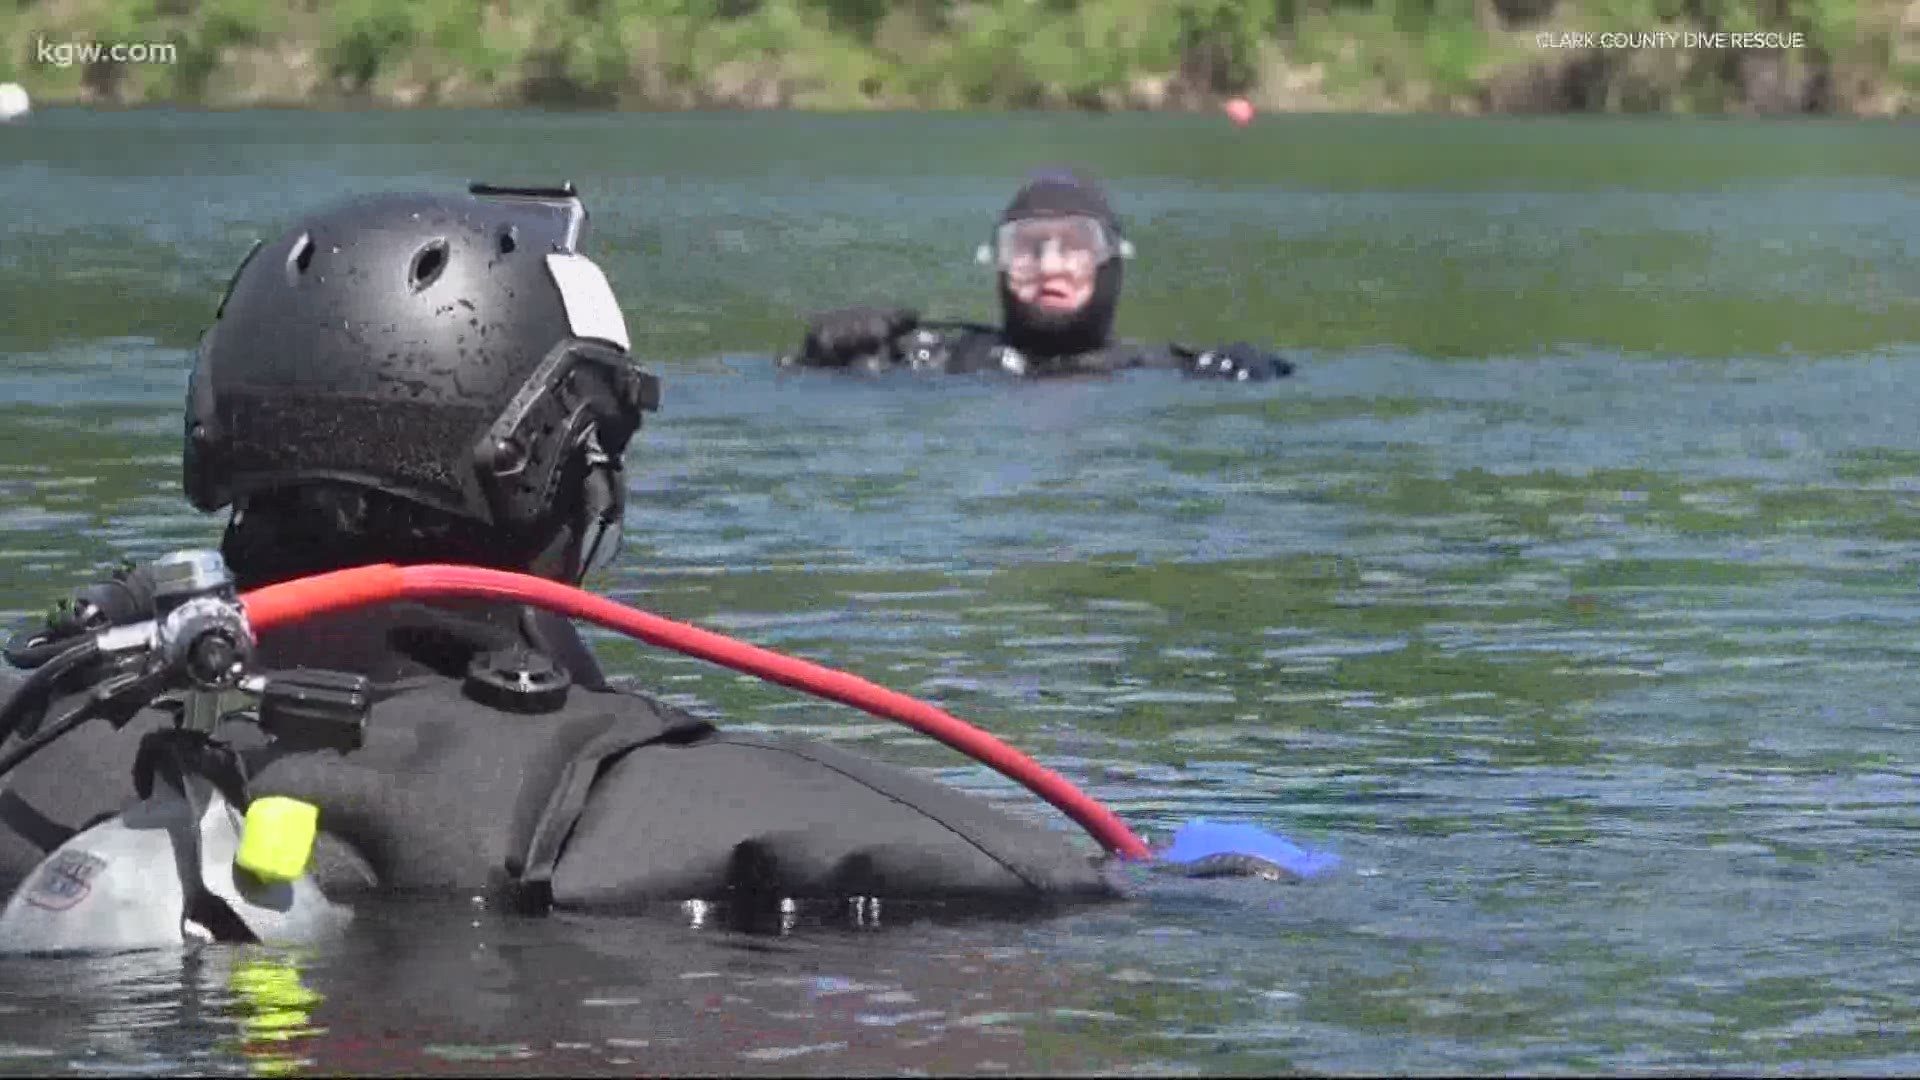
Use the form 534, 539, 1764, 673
242, 564, 1154, 861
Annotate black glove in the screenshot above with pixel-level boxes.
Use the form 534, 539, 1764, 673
791, 306, 920, 368
1174, 342, 1295, 382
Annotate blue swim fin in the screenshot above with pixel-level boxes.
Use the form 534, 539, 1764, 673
1154, 819, 1340, 881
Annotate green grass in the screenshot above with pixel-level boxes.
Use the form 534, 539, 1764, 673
0, 0, 1911, 113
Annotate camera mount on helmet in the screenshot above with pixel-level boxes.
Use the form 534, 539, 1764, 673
466, 181, 585, 249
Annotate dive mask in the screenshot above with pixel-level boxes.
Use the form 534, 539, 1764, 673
975, 215, 1134, 276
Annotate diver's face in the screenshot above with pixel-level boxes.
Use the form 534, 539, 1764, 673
997, 216, 1108, 314
1007, 246, 1096, 312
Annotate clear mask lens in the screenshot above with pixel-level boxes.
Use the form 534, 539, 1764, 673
993, 216, 1116, 277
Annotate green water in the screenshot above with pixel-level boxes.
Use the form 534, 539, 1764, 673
0, 108, 1917, 1074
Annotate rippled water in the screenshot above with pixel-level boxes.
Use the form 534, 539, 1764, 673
0, 109, 1916, 1074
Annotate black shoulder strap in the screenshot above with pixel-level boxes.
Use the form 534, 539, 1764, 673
504, 723, 654, 912
501, 692, 713, 911
0, 789, 72, 853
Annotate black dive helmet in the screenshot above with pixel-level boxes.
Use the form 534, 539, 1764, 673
184, 182, 659, 581
979, 169, 1135, 357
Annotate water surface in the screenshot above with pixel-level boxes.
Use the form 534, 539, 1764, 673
0, 109, 1916, 1074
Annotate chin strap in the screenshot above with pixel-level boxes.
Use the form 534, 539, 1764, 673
570, 429, 624, 584
516, 427, 625, 587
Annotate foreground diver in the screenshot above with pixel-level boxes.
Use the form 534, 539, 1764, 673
0, 183, 1118, 916
779, 168, 1294, 382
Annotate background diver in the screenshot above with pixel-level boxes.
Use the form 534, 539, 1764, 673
780, 168, 1295, 383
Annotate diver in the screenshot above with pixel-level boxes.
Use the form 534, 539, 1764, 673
0, 183, 1120, 917
779, 168, 1294, 382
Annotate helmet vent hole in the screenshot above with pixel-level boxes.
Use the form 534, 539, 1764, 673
410, 239, 449, 292
287, 233, 315, 282
497, 227, 517, 255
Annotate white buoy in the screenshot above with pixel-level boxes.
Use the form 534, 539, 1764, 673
0, 83, 29, 123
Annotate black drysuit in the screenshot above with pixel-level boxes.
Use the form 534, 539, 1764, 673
0, 602, 1117, 911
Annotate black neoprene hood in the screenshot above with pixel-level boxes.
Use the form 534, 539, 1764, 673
994, 169, 1128, 357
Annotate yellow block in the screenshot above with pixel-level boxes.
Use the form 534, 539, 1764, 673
236, 797, 320, 884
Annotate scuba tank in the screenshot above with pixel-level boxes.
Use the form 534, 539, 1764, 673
0, 781, 347, 954
0, 550, 367, 955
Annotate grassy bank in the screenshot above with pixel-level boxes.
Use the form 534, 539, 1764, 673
2, 0, 1916, 114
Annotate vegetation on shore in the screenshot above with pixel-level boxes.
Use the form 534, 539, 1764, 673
1, 0, 1915, 115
